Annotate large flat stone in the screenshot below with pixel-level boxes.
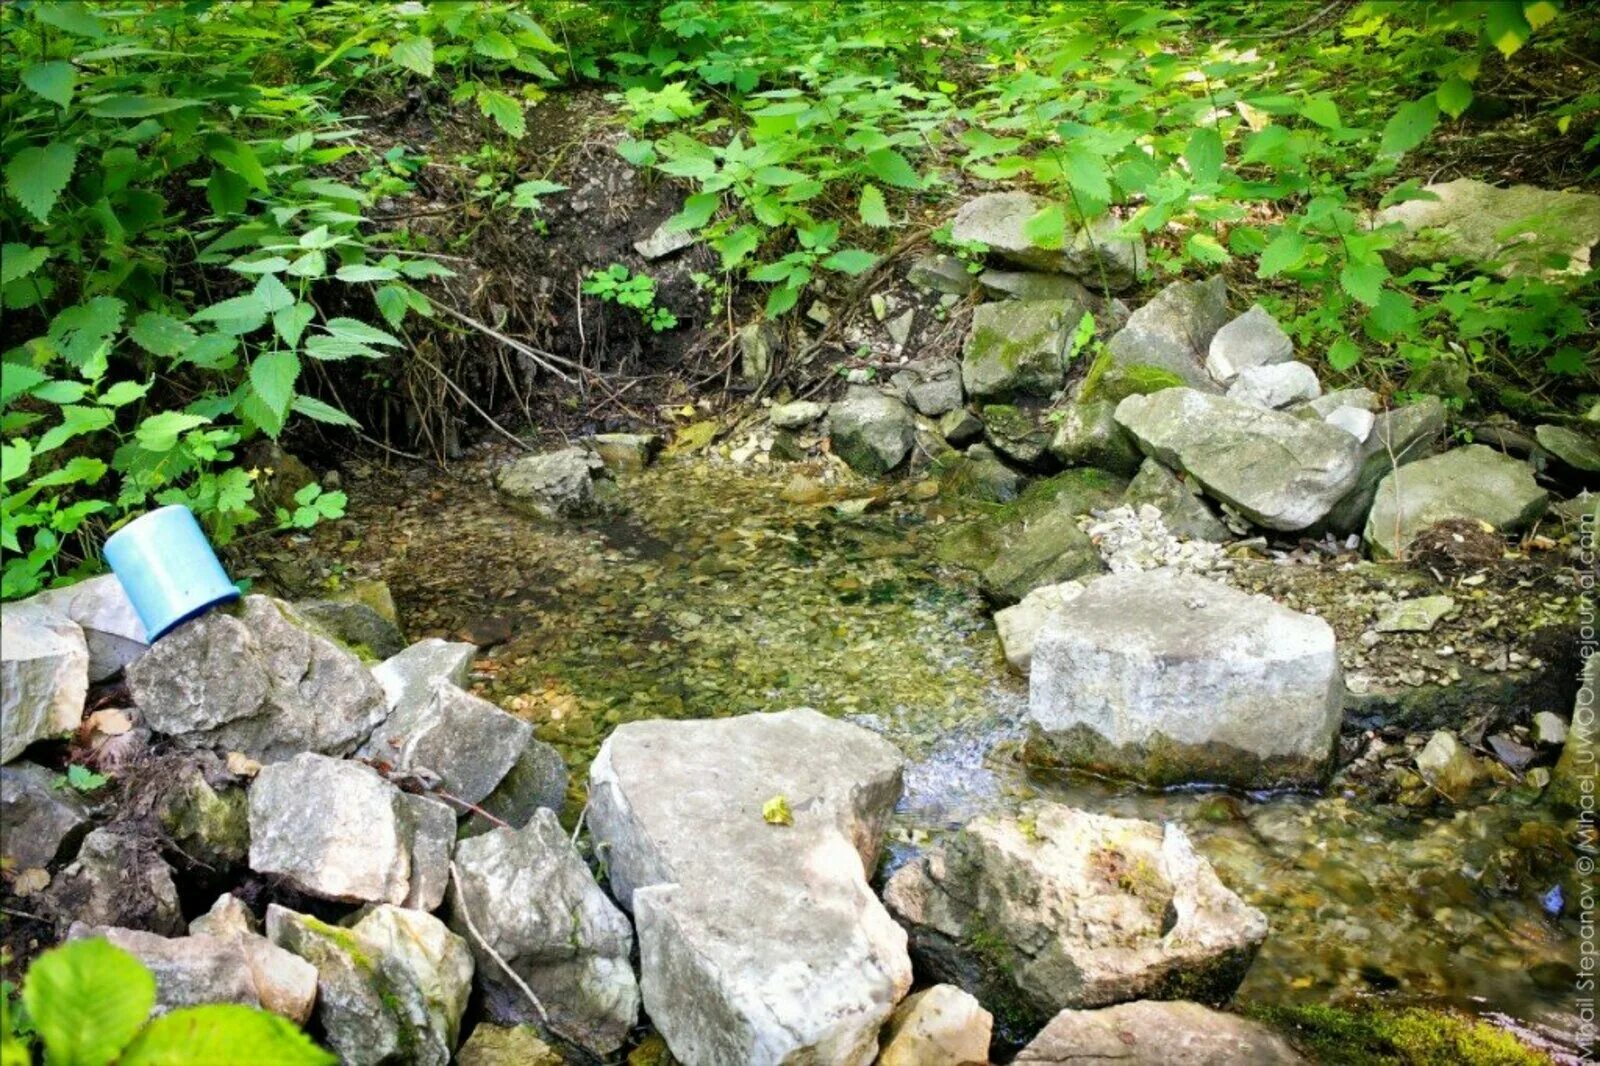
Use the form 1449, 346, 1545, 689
1015, 1001, 1305, 1064
587, 708, 910, 1066
359, 681, 529, 806
1102, 277, 1230, 393
885, 803, 1267, 1039
1116, 389, 1361, 531
1, 608, 88, 764
1364, 444, 1548, 558
1376, 178, 1600, 281
1027, 570, 1343, 788
950, 192, 1062, 272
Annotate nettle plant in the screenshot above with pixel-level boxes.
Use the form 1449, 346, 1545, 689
582, 263, 679, 331
0, 0, 566, 599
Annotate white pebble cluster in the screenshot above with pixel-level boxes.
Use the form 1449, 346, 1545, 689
1081, 504, 1229, 575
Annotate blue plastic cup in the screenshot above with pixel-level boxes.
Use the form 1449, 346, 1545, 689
104, 504, 240, 641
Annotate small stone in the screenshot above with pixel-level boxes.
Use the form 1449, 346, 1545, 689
828, 387, 915, 475
1487, 734, 1536, 772
961, 300, 1073, 403
0, 761, 91, 870
373, 639, 476, 721
1047, 400, 1142, 476
887, 310, 915, 348
769, 401, 828, 429
1532, 712, 1568, 747
907, 255, 977, 296
591, 433, 663, 472
878, 985, 993, 1066
1226, 360, 1321, 409
1326, 406, 1376, 442
950, 191, 1062, 271
455, 1025, 564, 1066
738, 322, 780, 387
978, 269, 1097, 304
295, 598, 405, 661
44, 828, 183, 936
938, 408, 983, 446
190, 893, 258, 939
633, 220, 694, 260
1415, 730, 1482, 802
1373, 595, 1456, 633
1205, 304, 1294, 385
1015, 1001, 1305, 1065
359, 682, 530, 807
1102, 276, 1230, 393
1123, 458, 1229, 543
495, 447, 613, 522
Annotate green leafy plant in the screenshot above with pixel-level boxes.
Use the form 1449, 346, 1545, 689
1, 938, 332, 1065
53, 765, 108, 795
582, 264, 679, 331
275, 483, 349, 532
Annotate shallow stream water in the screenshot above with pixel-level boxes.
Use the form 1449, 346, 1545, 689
326, 456, 1584, 1059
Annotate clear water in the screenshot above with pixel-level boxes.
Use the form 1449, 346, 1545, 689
329, 456, 1584, 1059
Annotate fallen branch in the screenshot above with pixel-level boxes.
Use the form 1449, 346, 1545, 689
448, 860, 552, 1028
408, 347, 537, 454
432, 300, 584, 382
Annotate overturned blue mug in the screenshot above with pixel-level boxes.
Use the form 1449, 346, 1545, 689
104, 504, 240, 641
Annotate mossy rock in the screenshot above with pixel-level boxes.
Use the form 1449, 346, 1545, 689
1245, 1002, 1550, 1065
1080, 348, 1187, 405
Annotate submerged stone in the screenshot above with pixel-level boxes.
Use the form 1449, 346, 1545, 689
1015, 1001, 1305, 1065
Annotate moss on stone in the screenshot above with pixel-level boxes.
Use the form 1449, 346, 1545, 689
1245, 1002, 1550, 1065
1080, 351, 1186, 405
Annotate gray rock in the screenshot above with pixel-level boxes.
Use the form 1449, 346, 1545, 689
738, 322, 780, 387
981, 404, 1054, 467
248, 753, 447, 906
1325, 406, 1376, 441
19, 574, 147, 681
1015, 1001, 1306, 1065
590, 432, 662, 472
71, 924, 317, 1024
1536, 424, 1600, 474
1415, 730, 1483, 803
494, 447, 613, 521
1103, 277, 1230, 393
960, 300, 1073, 403
907, 254, 977, 296
128, 595, 387, 762
939, 407, 984, 447
402, 793, 456, 912
359, 682, 529, 807
994, 581, 1088, 674
466, 733, 569, 835
1374, 595, 1456, 633
1047, 399, 1142, 475
828, 386, 915, 476
950, 191, 1061, 271
1376, 178, 1600, 281
190, 893, 258, 939
448, 810, 639, 1054
587, 708, 911, 1066
1301, 388, 1381, 417
1, 608, 87, 764
1225, 360, 1320, 410
1117, 389, 1360, 531
455, 1025, 564, 1066
1204, 304, 1293, 385
878, 985, 993, 1066
45, 828, 183, 936
1124, 459, 1230, 543
1322, 397, 1448, 535
295, 598, 405, 661
978, 269, 1095, 305
884, 803, 1267, 1034
269, 903, 474, 1066
769, 401, 827, 429
1364, 444, 1548, 558
891, 360, 963, 417
1028, 569, 1343, 788
886, 309, 916, 349
938, 445, 1026, 504
0, 761, 90, 870
633, 220, 695, 260
373, 638, 476, 721
1063, 214, 1146, 292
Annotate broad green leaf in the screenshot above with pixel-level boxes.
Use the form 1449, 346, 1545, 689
274, 303, 315, 347
23, 940, 153, 1066
207, 170, 249, 215
5, 143, 78, 224
1379, 97, 1440, 158
820, 249, 877, 275
135, 411, 211, 452
303, 335, 385, 360
250, 351, 300, 423
1300, 95, 1341, 130
22, 62, 75, 108
715, 226, 761, 269
335, 264, 401, 283
1022, 203, 1068, 250
30, 456, 107, 488
229, 256, 291, 275
858, 184, 891, 227
98, 380, 151, 407
326, 318, 402, 346
473, 30, 519, 60
1327, 337, 1362, 371
36, 405, 113, 453
664, 192, 719, 234
1484, 1, 1531, 56
1257, 230, 1309, 277
753, 166, 809, 187
34, 2, 104, 38
399, 260, 455, 279
129, 313, 196, 358
87, 96, 200, 118
1, 245, 48, 284
1184, 127, 1224, 184
191, 293, 266, 325
1339, 258, 1390, 306
765, 284, 802, 317
391, 36, 434, 76
286, 250, 326, 279
1, 363, 49, 404
1523, 1, 1559, 30
32, 381, 89, 405
253, 274, 296, 314
478, 89, 527, 138
209, 139, 268, 194
864, 148, 920, 190
1059, 144, 1111, 203
1186, 232, 1231, 265
375, 285, 409, 329
1545, 346, 1589, 375
292, 395, 361, 429
1, 439, 33, 483
1436, 77, 1473, 119
120, 1004, 335, 1066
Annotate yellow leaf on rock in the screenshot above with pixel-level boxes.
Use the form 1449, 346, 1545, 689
762, 794, 793, 826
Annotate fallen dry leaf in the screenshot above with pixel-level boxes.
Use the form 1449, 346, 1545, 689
226, 751, 263, 778
86, 708, 133, 736
12, 867, 50, 897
